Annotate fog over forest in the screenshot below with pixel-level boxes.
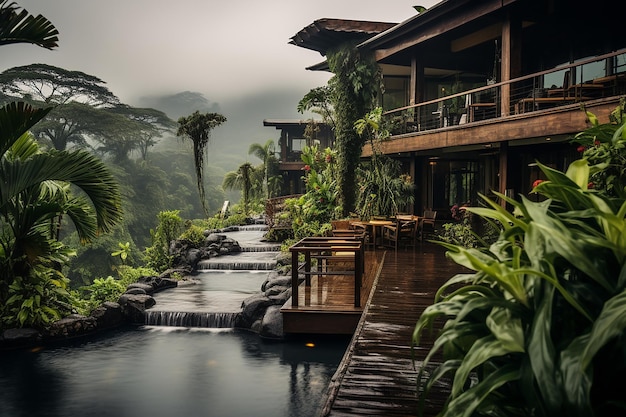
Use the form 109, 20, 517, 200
138, 86, 314, 178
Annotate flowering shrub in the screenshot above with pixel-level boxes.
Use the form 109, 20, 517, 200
284, 145, 340, 239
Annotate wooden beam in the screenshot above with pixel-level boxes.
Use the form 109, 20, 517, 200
450, 23, 501, 53
373, 0, 503, 61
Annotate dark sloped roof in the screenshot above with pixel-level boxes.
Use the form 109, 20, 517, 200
289, 18, 397, 56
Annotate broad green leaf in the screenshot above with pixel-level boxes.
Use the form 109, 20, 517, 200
445, 364, 521, 417
527, 282, 562, 412
560, 333, 593, 417
581, 289, 626, 369
452, 335, 519, 398
486, 307, 524, 353
565, 159, 590, 189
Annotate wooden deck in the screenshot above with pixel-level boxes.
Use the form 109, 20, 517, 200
281, 250, 385, 334
319, 244, 469, 417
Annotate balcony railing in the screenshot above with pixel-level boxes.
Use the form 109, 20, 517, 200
384, 49, 626, 136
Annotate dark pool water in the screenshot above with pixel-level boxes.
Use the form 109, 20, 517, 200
0, 326, 349, 417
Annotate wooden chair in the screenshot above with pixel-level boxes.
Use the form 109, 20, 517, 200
419, 209, 437, 241
382, 216, 418, 250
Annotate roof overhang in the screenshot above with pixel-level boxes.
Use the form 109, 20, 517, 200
289, 18, 397, 56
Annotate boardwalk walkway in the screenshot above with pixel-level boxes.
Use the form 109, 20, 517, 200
320, 244, 469, 417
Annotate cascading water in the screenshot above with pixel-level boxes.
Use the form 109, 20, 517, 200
145, 225, 279, 328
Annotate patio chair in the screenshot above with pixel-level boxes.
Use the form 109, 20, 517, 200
419, 209, 437, 241
382, 216, 418, 250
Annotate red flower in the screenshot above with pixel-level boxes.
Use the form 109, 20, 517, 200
577, 145, 586, 153
325, 154, 332, 163
587, 182, 594, 189
594, 140, 601, 146
303, 164, 311, 172
532, 179, 544, 188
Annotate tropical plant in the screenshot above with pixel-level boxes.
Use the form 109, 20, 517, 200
222, 161, 260, 216
3, 266, 75, 328
412, 101, 626, 417
85, 276, 125, 305
176, 111, 227, 216
111, 241, 131, 264
248, 139, 281, 199
573, 98, 626, 198
284, 145, 339, 239
297, 85, 336, 130
144, 210, 183, 272
1, 109, 123, 325
354, 107, 415, 218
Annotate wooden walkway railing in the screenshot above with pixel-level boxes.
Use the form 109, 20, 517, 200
321, 245, 469, 417
289, 236, 364, 308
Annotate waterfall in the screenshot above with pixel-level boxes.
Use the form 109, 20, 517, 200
145, 311, 238, 328
145, 227, 278, 329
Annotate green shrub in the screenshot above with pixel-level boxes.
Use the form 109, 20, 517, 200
2, 269, 74, 329
145, 210, 183, 272
87, 276, 125, 305
178, 224, 206, 247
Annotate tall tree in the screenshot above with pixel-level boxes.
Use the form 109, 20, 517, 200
326, 43, 380, 216
94, 105, 174, 162
108, 105, 175, 160
0, 63, 119, 106
0, 63, 121, 151
176, 111, 227, 216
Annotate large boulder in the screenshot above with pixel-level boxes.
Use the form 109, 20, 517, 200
1, 328, 42, 349
135, 276, 178, 293
118, 294, 155, 325
236, 294, 273, 328
46, 314, 97, 339
90, 302, 124, 329
260, 305, 284, 340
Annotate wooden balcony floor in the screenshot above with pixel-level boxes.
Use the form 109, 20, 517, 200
281, 250, 385, 334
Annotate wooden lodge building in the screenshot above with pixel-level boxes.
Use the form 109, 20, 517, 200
277, 0, 626, 219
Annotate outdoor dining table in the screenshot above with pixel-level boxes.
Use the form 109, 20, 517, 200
350, 219, 394, 248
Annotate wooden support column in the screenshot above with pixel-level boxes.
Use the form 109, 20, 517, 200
498, 141, 509, 207
410, 56, 424, 105
501, 14, 522, 116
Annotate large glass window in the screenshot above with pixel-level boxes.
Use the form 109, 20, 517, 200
382, 76, 409, 110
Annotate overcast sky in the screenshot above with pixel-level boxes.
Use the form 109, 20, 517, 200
3, 0, 438, 106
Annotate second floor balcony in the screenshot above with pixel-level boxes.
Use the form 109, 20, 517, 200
380, 49, 626, 149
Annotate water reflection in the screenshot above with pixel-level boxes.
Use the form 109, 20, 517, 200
0, 327, 348, 417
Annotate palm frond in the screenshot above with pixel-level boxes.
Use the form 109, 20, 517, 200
0, 1, 59, 49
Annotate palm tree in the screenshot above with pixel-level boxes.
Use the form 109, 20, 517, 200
248, 139, 281, 199
176, 111, 227, 216
222, 162, 258, 216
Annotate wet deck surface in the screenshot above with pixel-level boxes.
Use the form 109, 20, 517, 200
321, 244, 469, 417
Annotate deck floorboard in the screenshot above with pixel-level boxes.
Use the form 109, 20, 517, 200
321, 244, 469, 417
